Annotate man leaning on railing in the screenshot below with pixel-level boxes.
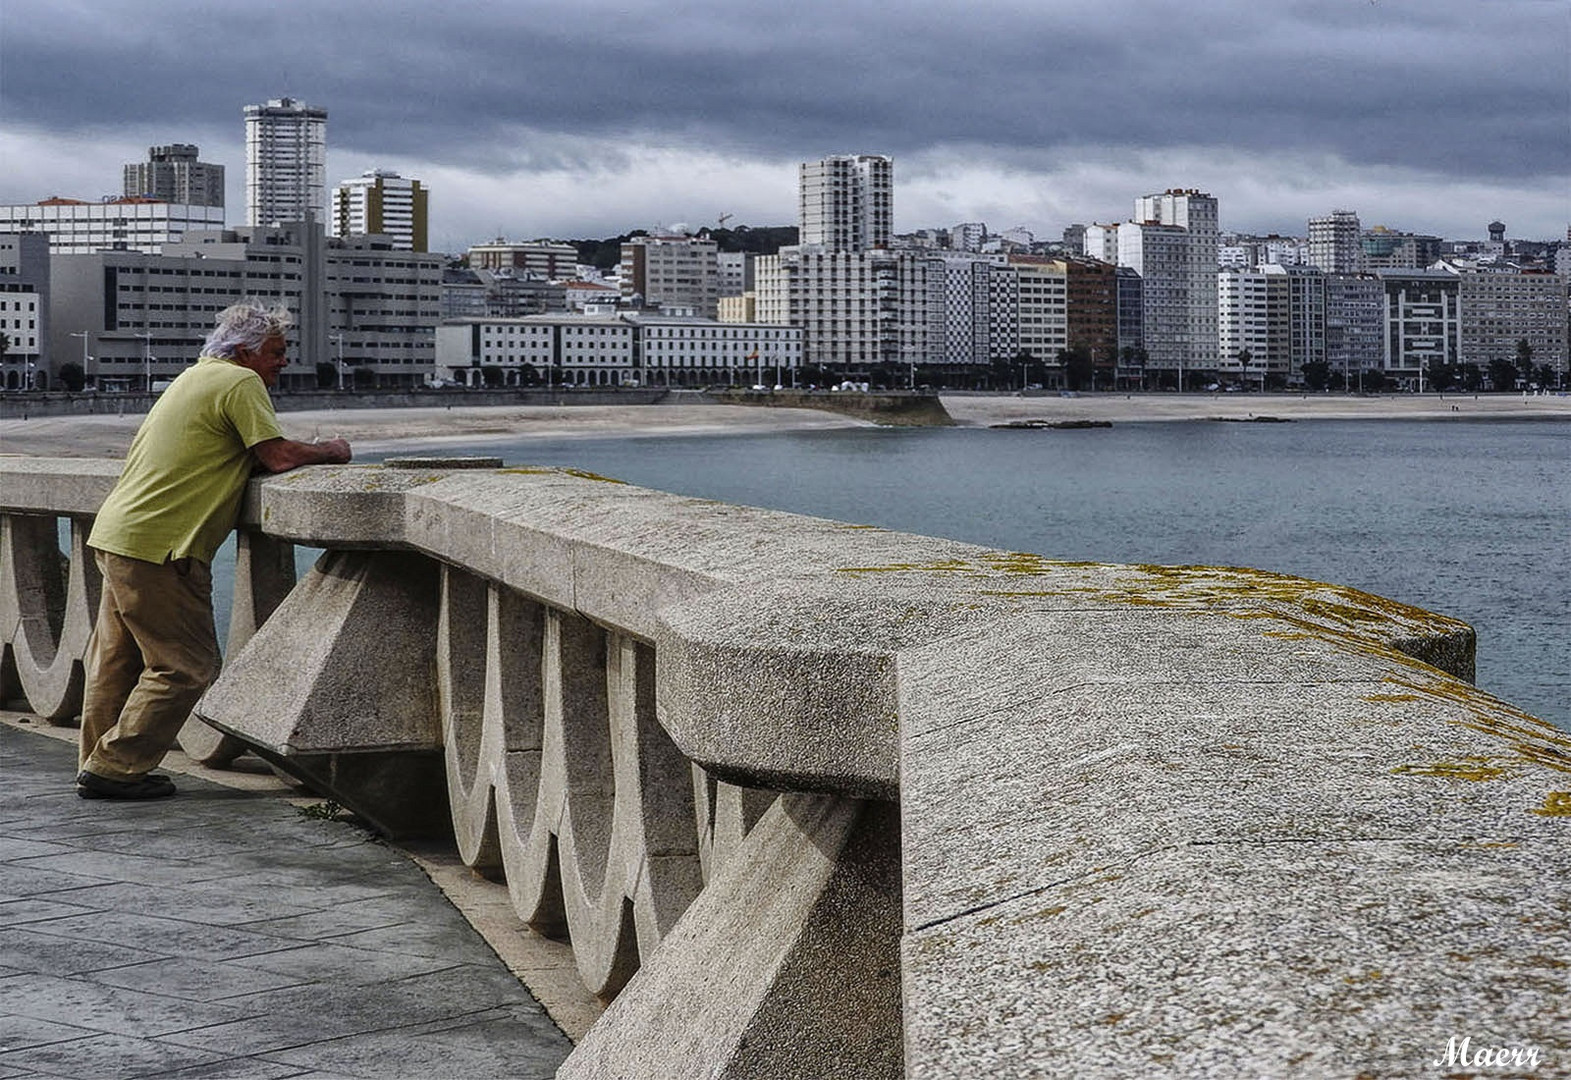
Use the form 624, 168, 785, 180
74, 301, 352, 801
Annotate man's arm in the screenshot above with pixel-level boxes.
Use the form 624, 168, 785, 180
251, 437, 353, 473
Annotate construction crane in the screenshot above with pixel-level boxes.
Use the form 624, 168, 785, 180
717, 212, 733, 228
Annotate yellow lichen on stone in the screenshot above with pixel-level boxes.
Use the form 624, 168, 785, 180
560, 468, 625, 484
495, 466, 624, 483
1391, 756, 1515, 782
836, 558, 978, 575
1532, 792, 1571, 817
1377, 674, 1571, 775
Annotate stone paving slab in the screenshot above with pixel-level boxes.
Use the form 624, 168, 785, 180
0, 897, 99, 927
0, 721, 573, 1079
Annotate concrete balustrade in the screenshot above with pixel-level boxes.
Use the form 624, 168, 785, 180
1, 455, 1566, 1078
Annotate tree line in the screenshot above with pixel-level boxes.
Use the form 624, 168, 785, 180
572, 225, 799, 270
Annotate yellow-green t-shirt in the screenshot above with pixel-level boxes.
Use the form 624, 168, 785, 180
88, 356, 284, 564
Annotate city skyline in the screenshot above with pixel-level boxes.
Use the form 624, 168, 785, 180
2, 0, 1566, 252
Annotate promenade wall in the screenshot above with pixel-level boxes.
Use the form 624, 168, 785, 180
2, 456, 1567, 1078
0, 387, 674, 420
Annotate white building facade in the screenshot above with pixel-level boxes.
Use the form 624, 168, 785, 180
1217, 265, 1324, 387
0, 198, 226, 255
435, 312, 801, 388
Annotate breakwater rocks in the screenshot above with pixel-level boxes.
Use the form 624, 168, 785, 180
706, 388, 955, 426
990, 418, 1113, 430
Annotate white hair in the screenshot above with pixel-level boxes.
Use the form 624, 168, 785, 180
202, 301, 293, 359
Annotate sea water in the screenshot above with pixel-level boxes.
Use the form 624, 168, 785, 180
332, 417, 1568, 731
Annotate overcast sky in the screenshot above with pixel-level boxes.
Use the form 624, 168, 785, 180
3, 0, 1566, 253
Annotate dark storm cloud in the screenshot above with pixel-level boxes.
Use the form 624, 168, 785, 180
4, 0, 1565, 181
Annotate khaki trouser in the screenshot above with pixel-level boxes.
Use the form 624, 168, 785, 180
78, 550, 222, 779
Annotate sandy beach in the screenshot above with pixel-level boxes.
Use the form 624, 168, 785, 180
0, 403, 867, 458
940, 390, 1571, 427
1, 392, 1566, 459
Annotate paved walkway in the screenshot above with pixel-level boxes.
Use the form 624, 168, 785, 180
0, 722, 572, 1079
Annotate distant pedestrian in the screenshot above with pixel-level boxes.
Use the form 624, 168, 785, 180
76, 302, 352, 800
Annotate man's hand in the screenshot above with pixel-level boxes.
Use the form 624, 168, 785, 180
252, 437, 353, 473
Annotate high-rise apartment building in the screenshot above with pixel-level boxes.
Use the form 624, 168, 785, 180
245, 97, 328, 226
1008, 257, 1068, 368
123, 145, 225, 208
1116, 222, 1191, 381
1217, 267, 1280, 384
1217, 264, 1324, 387
1452, 268, 1568, 375
756, 247, 929, 369
1114, 266, 1145, 380
1219, 234, 1306, 269
1323, 274, 1384, 385
1062, 256, 1119, 375
620, 234, 720, 317
798, 155, 893, 253
929, 254, 1016, 366
1308, 210, 1361, 274
330, 169, 428, 251
1133, 189, 1219, 372
1380, 270, 1461, 385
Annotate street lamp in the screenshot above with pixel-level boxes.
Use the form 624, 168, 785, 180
133, 332, 153, 393
329, 333, 346, 391
69, 330, 93, 391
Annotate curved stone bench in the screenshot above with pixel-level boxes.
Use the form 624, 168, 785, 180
2, 456, 1566, 1079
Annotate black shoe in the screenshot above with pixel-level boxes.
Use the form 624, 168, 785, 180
76, 770, 177, 800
